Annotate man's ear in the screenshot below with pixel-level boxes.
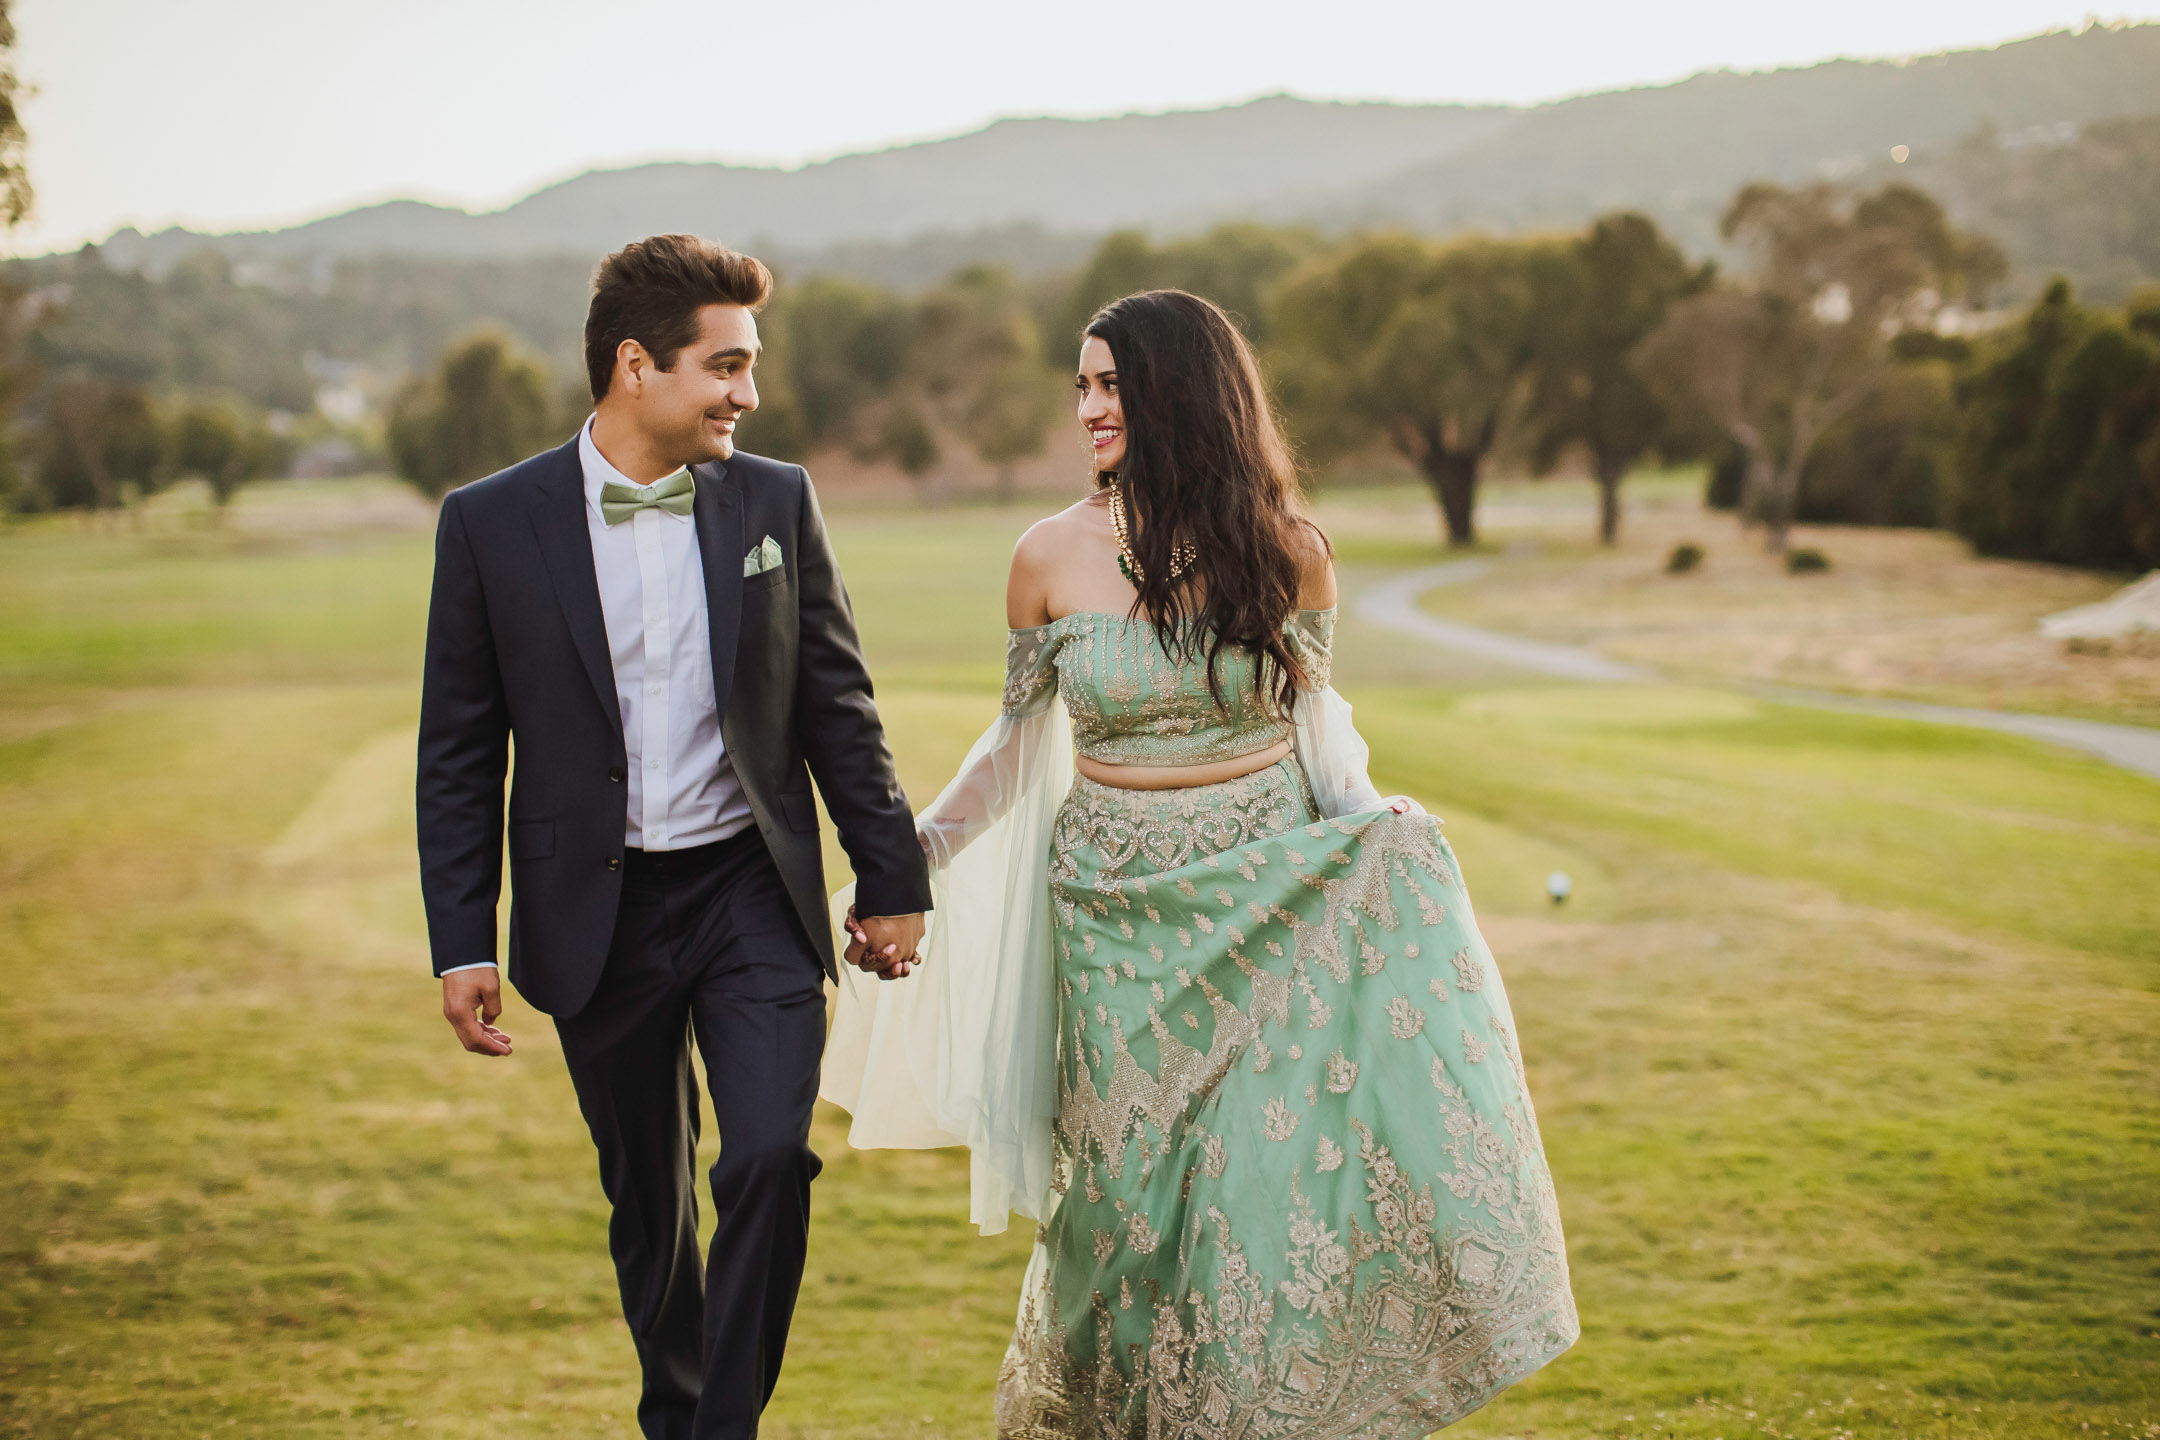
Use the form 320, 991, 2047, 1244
616, 339, 650, 398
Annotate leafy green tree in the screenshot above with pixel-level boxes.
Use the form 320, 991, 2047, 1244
387, 333, 556, 499
1635, 182, 2004, 551
31, 379, 163, 510
765, 275, 914, 450
1954, 279, 2160, 569
763, 266, 1060, 502
0, 0, 32, 507
553, 377, 596, 449
2133, 287, 2160, 562
762, 273, 943, 491
1273, 234, 1560, 546
0, 0, 28, 231
871, 405, 940, 497
1792, 358, 1961, 528
910, 266, 1059, 501
1055, 231, 1158, 350
1054, 224, 1319, 352
1521, 212, 1709, 544
170, 400, 290, 506
0, 271, 43, 507
747, 272, 928, 476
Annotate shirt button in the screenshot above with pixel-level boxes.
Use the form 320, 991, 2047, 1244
608, 766, 625, 783
648, 684, 663, 696
604, 856, 621, 871
647, 757, 662, 769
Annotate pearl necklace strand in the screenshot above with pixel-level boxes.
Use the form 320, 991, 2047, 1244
1107, 482, 1195, 585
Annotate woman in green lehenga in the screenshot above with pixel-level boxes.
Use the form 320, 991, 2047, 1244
823, 291, 1576, 1439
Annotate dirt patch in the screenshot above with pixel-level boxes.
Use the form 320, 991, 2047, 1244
41, 1240, 160, 1266
229, 478, 436, 535
1421, 504, 2160, 724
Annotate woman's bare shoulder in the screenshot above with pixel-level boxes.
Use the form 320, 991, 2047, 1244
1292, 516, 1338, 610
1012, 501, 1100, 573
1009, 499, 1106, 627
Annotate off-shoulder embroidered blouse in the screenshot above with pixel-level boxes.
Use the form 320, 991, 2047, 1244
1002, 608, 1335, 767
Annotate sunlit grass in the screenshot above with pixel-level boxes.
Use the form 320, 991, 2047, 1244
1, 480, 2154, 1438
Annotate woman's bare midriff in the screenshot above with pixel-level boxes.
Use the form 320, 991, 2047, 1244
1075, 737, 1292, 791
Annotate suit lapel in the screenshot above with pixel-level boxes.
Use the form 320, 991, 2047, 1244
692, 458, 745, 727
527, 440, 624, 747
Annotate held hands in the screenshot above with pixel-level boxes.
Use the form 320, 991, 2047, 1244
442, 968, 513, 1056
843, 906, 926, 981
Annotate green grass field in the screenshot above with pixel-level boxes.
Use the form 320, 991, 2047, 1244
2, 481, 2156, 1439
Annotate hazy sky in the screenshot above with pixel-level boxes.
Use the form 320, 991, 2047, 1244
20, 1, 2159, 253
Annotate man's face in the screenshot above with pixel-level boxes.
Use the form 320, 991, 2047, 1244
631, 303, 761, 465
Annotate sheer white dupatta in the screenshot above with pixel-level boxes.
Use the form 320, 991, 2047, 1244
820, 627, 1072, 1236
1292, 684, 1389, 818
1287, 609, 1419, 822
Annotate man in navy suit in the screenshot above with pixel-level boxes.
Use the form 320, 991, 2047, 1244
416, 235, 928, 1439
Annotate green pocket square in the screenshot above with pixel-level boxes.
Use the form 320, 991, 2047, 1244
743, 535, 784, 577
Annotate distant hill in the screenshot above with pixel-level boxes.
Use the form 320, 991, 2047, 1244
83, 22, 2160, 298
95, 98, 1513, 271
1306, 22, 2160, 256
1895, 113, 2160, 300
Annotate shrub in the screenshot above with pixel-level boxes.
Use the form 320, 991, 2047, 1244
1666, 542, 1705, 573
1786, 547, 1831, 573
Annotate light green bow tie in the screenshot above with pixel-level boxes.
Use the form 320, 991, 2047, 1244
599, 469, 695, 526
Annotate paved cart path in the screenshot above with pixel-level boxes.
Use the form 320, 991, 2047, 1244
1356, 561, 2160, 782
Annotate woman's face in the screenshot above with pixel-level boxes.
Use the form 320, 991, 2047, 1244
1075, 335, 1125, 475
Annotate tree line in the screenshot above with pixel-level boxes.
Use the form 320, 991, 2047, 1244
394, 180, 2160, 570
16, 370, 292, 510
0, 247, 595, 512
11, 174, 2158, 572
382, 260, 1069, 506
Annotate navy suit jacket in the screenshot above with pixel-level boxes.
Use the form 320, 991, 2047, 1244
415, 437, 930, 1017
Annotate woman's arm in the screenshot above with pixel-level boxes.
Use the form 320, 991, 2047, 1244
912, 527, 1067, 868
1286, 523, 1421, 820
1007, 516, 1058, 629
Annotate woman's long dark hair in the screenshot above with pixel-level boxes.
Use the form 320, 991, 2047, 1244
1085, 289, 1323, 713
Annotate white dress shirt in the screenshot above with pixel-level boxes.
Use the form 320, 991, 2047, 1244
579, 418, 754, 851
440, 422, 751, 978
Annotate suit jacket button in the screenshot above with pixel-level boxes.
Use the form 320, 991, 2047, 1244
608, 766, 625, 783
604, 856, 621, 871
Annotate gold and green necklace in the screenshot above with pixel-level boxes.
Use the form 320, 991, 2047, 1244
1107, 482, 1195, 586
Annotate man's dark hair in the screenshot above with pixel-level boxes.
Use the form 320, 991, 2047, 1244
584, 235, 773, 400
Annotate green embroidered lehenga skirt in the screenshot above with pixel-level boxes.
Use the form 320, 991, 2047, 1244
995, 757, 1578, 1439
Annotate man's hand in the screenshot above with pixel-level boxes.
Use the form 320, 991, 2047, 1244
442, 968, 514, 1056
843, 908, 926, 980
